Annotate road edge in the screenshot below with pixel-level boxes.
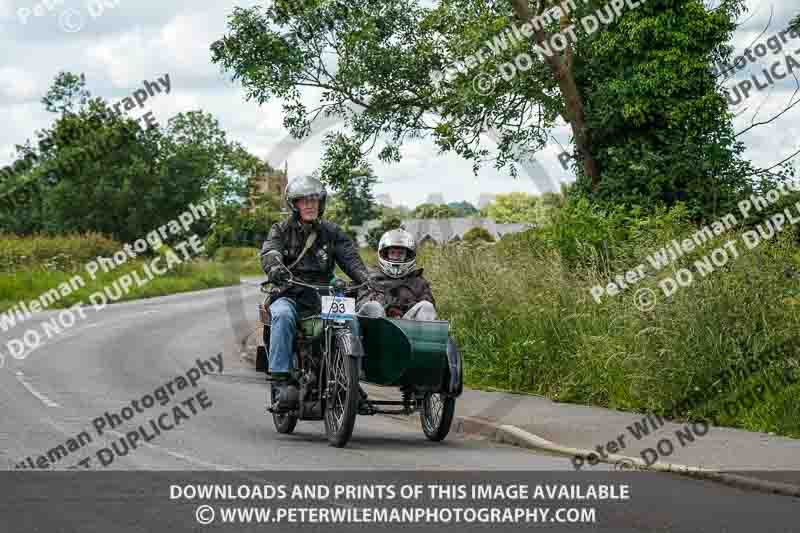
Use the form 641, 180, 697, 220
241, 333, 800, 498
455, 415, 800, 498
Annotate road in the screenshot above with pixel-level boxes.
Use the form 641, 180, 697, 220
0, 282, 797, 532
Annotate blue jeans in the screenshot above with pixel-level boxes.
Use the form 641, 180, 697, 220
268, 297, 298, 373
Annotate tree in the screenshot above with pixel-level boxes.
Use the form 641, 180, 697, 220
210, 0, 749, 218
448, 200, 479, 217
0, 72, 263, 243
573, 0, 754, 219
463, 226, 495, 243
206, 192, 283, 256
317, 165, 378, 227
485, 192, 550, 224
366, 214, 403, 249
791, 14, 800, 33
41, 72, 91, 115
413, 203, 456, 218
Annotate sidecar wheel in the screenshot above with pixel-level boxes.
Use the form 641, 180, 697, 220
420, 392, 455, 442
324, 335, 359, 448
270, 385, 298, 434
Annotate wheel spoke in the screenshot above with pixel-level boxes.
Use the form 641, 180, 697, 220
326, 346, 349, 431
423, 393, 445, 432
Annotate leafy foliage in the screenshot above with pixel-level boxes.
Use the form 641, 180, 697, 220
0, 72, 263, 245
210, 0, 754, 219
365, 214, 403, 249
573, 0, 754, 218
317, 165, 378, 228
413, 203, 456, 218
447, 201, 479, 217
463, 226, 494, 243
484, 192, 560, 224
205, 192, 284, 257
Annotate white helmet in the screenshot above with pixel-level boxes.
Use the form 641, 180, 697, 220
378, 229, 416, 278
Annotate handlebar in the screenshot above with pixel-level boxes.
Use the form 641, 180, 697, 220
287, 278, 368, 294
260, 271, 369, 295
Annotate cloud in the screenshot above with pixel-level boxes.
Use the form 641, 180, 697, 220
0, 0, 797, 209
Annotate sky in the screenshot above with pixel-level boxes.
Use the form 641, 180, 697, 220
0, 0, 798, 209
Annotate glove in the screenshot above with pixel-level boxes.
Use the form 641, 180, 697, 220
268, 265, 290, 285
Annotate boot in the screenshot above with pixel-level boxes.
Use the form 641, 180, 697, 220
271, 373, 299, 413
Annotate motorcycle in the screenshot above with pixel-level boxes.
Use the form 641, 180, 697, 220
256, 270, 463, 448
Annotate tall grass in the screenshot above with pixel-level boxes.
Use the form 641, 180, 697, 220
0, 235, 242, 311
0, 232, 120, 272
213, 246, 264, 276
419, 205, 800, 437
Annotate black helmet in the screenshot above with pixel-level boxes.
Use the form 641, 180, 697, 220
285, 175, 327, 218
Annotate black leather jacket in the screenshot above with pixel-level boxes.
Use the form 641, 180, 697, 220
260, 216, 370, 315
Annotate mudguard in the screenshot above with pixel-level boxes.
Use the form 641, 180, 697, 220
446, 335, 464, 397
358, 316, 450, 390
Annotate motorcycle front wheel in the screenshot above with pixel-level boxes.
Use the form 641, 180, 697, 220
324, 333, 359, 447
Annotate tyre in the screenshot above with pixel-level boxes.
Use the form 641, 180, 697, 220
420, 392, 456, 442
270, 384, 298, 434
324, 334, 359, 447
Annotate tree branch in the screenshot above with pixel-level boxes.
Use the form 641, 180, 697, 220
735, 70, 800, 137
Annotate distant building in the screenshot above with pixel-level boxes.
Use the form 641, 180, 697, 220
402, 218, 532, 244
351, 217, 532, 247
248, 162, 289, 213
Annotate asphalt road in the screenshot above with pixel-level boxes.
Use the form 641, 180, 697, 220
0, 282, 797, 532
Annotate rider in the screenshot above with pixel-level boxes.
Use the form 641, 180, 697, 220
260, 175, 371, 411
357, 228, 463, 397
357, 228, 436, 320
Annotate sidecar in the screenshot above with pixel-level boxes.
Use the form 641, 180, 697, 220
358, 316, 462, 394
356, 316, 463, 441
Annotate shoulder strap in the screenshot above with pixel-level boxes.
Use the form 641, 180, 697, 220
286, 231, 317, 271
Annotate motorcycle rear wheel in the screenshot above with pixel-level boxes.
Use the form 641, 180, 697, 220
324, 334, 359, 447
270, 384, 298, 434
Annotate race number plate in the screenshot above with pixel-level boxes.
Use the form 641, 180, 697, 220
320, 296, 356, 321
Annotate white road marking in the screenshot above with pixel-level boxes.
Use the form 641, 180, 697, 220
15, 371, 60, 408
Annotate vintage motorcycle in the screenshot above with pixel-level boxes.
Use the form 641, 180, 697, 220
256, 271, 463, 448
